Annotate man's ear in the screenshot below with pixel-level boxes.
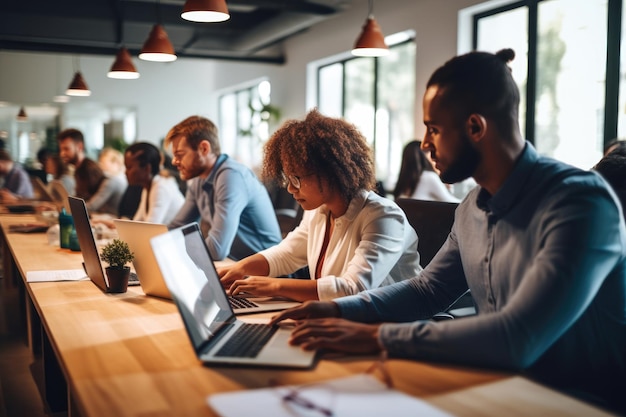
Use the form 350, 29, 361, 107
466, 114, 487, 142
198, 140, 212, 155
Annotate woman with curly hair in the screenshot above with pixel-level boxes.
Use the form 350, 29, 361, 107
218, 109, 422, 301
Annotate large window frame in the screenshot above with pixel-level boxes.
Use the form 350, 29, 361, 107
461, 0, 622, 167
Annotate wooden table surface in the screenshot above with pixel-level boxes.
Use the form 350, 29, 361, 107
0, 215, 616, 417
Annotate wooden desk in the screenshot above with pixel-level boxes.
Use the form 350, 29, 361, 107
0, 217, 616, 417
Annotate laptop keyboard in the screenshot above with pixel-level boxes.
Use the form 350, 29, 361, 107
228, 296, 259, 310
214, 322, 278, 358
128, 272, 140, 286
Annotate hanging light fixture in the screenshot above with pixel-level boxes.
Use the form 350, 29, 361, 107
139, 24, 177, 62
352, 0, 389, 57
181, 0, 230, 22
16, 106, 28, 121
108, 47, 140, 79
66, 56, 91, 96
66, 71, 92, 96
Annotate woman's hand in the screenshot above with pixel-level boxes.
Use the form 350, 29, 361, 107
217, 263, 248, 288
228, 276, 281, 297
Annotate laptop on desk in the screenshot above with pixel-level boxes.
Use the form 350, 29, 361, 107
68, 196, 139, 293
114, 219, 171, 299
124, 218, 300, 314
150, 223, 315, 368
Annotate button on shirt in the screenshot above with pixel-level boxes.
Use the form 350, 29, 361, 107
336, 143, 626, 411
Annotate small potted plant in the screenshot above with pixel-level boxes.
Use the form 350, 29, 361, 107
100, 238, 134, 293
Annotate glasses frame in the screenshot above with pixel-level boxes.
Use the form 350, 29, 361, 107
281, 172, 315, 190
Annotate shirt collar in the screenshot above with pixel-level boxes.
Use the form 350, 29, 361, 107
476, 141, 538, 216
319, 189, 369, 221
203, 154, 228, 187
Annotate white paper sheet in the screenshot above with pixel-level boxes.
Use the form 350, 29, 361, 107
26, 269, 88, 283
208, 374, 455, 417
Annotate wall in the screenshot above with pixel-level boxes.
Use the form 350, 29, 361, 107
0, 0, 483, 148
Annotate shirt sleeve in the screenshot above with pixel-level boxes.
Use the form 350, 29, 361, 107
168, 183, 199, 229
339, 185, 625, 371
204, 168, 249, 260
85, 178, 114, 212
145, 178, 174, 224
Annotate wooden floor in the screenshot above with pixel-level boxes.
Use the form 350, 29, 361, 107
0, 277, 57, 417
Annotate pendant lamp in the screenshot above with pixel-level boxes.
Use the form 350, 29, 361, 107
16, 107, 28, 121
139, 24, 177, 62
352, 0, 389, 57
181, 0, 230, 22
108, 47, 140, 79
66, 71, 91, 96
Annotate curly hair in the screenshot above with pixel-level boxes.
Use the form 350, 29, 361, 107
262, 109, 376, 202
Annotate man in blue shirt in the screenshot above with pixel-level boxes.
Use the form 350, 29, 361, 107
271, 49, 626, 414
0, 149, 34, 202
166, 115, 281, 261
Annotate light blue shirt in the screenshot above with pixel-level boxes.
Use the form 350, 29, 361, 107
336, 143, 626, 411
169, 154, 282, 261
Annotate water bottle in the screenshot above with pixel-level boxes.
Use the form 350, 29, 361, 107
58, 208, 74, 249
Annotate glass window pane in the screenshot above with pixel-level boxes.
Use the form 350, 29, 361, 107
344, 58, 375, 145
536, 0, 607, 168
477, 6, 528, 138
377, 42, 417, 190
219, 94, 237, 157
319, 63, 343, 117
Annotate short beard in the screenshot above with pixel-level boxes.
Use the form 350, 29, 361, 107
439, 133, 481, 184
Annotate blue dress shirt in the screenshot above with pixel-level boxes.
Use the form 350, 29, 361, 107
336, 143, 626, 412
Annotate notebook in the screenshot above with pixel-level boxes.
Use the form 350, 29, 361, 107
68, 196, 139, 293
49, 180, 71, 212
150, 223, 316, 368
118, 219, 300, 313
114, 219, 171, 299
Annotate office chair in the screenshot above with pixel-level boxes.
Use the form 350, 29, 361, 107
395, 198, 476, 320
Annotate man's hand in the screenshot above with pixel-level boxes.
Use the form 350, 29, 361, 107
269, 300, 340, 326
288, 318, 382, 354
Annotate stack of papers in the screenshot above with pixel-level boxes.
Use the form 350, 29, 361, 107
26, 269, 88, 283
208, 374, 455, 417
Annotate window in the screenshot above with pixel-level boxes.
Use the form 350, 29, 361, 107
315, 32, 416, 191
466, 0, 617, 169
218, 80, 273, 171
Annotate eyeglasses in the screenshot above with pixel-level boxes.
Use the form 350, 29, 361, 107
269, 351, 393, 417
281, 172, 315, 190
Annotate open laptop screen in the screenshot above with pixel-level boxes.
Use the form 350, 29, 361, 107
151, 223, 235, 350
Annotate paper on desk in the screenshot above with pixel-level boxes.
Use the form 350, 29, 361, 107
26, 269, 89, 283
207, 374, 455, 417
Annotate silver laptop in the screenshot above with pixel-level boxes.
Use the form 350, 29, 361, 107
150, 223, 316, 368
114, 219, 171, 299
119, 219, 300, 313
68, 196, 139, 293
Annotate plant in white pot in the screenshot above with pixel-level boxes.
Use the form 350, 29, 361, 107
100, 238, 134, 293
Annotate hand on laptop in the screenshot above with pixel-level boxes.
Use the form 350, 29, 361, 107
287, 317, 382, 353
269, 300, 340, 326
228, 275, 280, 297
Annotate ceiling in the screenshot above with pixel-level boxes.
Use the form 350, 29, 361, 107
0, 0, 352, 64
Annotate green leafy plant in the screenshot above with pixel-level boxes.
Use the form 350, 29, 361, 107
100, 239, 134, 269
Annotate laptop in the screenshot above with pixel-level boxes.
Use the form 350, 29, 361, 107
114, 219, 171, 299
117, 219, 300, 314
49, 180, 71, 212
68, 196, 139, 293
150, 223, 316, 368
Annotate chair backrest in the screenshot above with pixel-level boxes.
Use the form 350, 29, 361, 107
395, 198, 458, 268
